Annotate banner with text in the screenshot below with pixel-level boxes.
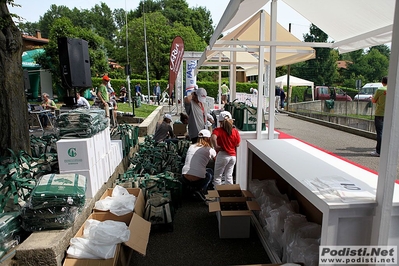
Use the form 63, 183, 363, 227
168, 36, 184, 96
185, 60, 197, 96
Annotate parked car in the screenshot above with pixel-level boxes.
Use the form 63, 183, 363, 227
354, 83, 383, 101
304, 86, 352, 101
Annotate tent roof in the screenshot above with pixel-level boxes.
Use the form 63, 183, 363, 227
207, 0, 394, 54
199, 10, 315, 69
22, 49, 44, 69
275, 74, 314, 88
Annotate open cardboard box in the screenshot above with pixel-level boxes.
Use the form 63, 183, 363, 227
209, 197, 260, 239
63, 188, 150, 266
207, 184, 255, 199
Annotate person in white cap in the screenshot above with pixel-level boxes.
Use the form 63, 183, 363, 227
250, 87, 258, 95
181, 129, 216, 201
184, 87, 214, 143
153, 113, 175, 142
211, 111, 241, 186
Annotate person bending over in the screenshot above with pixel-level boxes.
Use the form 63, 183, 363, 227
153, 114, 175, 142
181, 129, 216, 200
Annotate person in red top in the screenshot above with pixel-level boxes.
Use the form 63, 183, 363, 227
211, 111, 241, 186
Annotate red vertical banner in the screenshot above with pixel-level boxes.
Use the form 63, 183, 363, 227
168, 36, 184, 96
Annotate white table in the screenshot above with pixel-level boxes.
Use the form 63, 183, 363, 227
235, 130, 279, 189
246, 138, 399, 246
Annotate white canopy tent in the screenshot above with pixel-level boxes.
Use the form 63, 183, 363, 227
199, 0, 399, 254
199, 9, 315, 108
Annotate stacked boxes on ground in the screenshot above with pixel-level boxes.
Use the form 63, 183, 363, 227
57, 127, 123, 198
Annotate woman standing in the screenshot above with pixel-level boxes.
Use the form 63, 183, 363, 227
211, 111, 240, 186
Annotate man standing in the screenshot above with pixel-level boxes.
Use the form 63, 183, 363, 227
371, 76, 388, 157
153, 82, 161, 105
275, 86, 281, 110
97, 75, 110, 123
184, 88, 213, 143
135, 83, 142, 101
221, 82, 229, 104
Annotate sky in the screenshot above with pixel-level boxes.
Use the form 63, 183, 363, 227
8, 0, 312, 40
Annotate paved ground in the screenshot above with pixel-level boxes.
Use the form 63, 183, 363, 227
274, 112, 399, 177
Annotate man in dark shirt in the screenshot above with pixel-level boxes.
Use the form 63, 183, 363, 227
153, 114, 175, 142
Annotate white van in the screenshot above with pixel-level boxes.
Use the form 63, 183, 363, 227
354, 83, 383, 101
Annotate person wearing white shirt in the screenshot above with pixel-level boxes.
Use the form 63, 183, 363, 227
76, 92, 90, 108
250, 87, 258, 95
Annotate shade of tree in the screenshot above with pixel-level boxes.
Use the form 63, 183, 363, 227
0, 0, 31, 156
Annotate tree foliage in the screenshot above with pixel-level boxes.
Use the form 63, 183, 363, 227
291, 24, 339, 86
116, 11, 206, 80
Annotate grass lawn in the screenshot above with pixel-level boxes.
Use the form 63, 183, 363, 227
29, 100, 157, 119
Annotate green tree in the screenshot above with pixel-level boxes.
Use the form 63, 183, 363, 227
17, 21, 39, 36
36, 17, 109, 97
117, 12, 206, 80
1, 0, 31, 156
37, 4, 74, 38
292, 24, 339, 86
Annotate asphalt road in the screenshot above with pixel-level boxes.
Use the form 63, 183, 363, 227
274, 112, 391, 175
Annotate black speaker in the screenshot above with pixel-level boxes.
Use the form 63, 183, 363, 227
58, 37, 92, 88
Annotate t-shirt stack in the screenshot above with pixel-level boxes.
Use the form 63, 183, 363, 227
56, 108, 108, 138
21, 173, 86, 231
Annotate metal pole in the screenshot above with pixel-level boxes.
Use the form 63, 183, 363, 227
143, 0, 151, 104
125, 0, 133, 113
286, 23, 291, 111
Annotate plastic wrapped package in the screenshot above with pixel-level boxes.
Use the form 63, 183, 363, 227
94, 185, 136, 216
0, 232, 20, 260
29, 173, 86, 209
0, 212, 21, 239
284, 221, 321, 264
67, 219, 130, 259
265, 204, 296, 248
21, 206, 80, 231
281, 213, 308, 262
249, 179, 284, 199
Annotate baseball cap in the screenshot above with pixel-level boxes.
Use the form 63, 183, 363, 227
218, 111, 232, 121
102, 75, 110, 82
164, 114, 172, 120
198, 129, 211, 138
195, 88, 207, 103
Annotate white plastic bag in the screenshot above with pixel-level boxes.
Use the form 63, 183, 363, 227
67, 237, 117, 259
83, 219, 130, 245
94, 185, 136, 216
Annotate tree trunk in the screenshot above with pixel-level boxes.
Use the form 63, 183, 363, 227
0, 3, 31, 156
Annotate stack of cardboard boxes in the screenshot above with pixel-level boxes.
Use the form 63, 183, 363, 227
57, 127, 123, 198
208, 184, 260, 239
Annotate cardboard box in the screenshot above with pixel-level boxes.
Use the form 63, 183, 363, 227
207, 184, 256, 199
57, 137, 96, 171
209, 197, 260, 238
63, 188, 150, 266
